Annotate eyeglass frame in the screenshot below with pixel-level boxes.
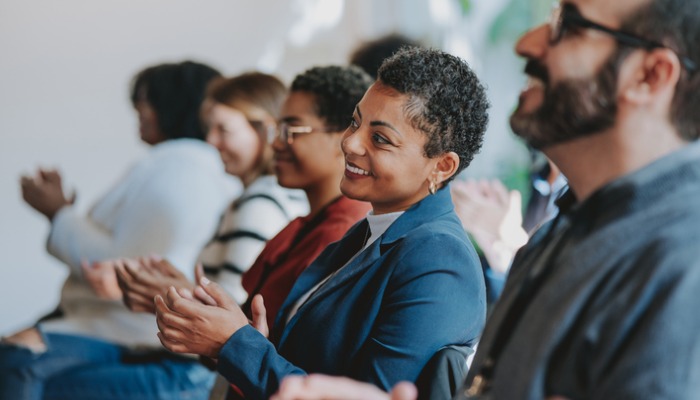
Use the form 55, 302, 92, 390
548, 2, 697, 73
269, 122, 332, 145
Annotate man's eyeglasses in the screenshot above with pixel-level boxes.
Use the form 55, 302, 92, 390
269, 123, 329, 145
549, 3, 697, 73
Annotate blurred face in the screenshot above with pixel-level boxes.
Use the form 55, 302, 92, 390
340, 82, 437, 214
272, 92, 344, 191
206, 103, 262, 178
134, 99, 165, 145
510, 0, 635, 148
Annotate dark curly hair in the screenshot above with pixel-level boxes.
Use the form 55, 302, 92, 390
378, 47, 489, 180
350, 34, 422, 79
290, 65, 374, 132
130, 60, 221, 141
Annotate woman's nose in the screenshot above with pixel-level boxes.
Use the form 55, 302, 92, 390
341, 129, 364, 156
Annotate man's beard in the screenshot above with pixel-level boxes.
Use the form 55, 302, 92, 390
510, 50, 626, 149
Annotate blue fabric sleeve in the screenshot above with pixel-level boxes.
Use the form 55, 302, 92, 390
217, 325, 305, 400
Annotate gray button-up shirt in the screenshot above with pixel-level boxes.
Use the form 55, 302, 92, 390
463, 141, 700, 400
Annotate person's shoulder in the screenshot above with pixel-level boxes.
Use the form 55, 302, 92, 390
235, 176, 308, 219
388, 213, 479, 275
151, 138, 217, 161
145, 139, 226, 181
401, 210, 469, 246
244, 176, 305, 203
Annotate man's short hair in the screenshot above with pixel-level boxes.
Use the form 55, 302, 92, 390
623, 0, 700, 140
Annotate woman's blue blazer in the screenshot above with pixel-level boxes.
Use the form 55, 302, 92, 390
217, 186, 487, 400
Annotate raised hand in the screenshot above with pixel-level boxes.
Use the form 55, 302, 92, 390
271, 375, 418, 400
20, 168, 74, 220
81, 260, 122, 300
155, 278, 250, 358
451, 179, 528, 274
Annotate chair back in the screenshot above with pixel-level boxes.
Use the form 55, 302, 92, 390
415, 344, 473, 400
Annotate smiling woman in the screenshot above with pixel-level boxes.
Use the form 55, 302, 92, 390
197, 73, 310, 304
154, 47, 490, 400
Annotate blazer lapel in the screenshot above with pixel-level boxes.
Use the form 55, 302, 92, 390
272, 219, 369, 338
277, 237, 384, 347
276, 187, 456, 345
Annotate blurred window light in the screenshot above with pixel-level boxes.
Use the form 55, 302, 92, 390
289, 0, 345, 46
429, 0, 459, 25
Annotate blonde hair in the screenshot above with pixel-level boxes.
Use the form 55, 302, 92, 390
205, 72, 287, 178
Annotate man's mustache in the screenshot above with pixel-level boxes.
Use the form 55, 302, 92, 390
524, 60, 549, 85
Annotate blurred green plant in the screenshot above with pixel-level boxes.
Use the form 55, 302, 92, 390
458, 0, 472, 15
488, 0, 553, 43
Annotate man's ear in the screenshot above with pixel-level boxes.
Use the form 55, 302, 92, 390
432, 151, 460, 186
621, 48, 681, 106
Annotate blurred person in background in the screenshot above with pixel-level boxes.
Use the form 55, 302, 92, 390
153, 47, 489, 400
451, 149, 566, 305
0, 60, 239, 400
350, 34, 422, 79
118, 65, 373, 400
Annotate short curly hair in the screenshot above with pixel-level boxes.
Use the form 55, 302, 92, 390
290, 65, 374, 132
378, 47, 489, 180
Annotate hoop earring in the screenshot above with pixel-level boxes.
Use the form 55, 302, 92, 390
429, 180, 437, 195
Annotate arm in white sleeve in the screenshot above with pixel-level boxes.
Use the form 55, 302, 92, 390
47, 156, 231, 279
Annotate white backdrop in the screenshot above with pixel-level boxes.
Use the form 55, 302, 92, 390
0, 0, 528, 334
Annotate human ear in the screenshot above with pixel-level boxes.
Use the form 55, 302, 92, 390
622, 48, 681, 106
431, 151, 460, 187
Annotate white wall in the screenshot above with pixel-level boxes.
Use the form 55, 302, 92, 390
0, 0, 527, 334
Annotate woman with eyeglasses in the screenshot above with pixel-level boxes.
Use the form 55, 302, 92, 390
235, 65, 373, 332
194, 72, 310, 304
116, 66, 371, 399
0, 61, 240, 400
113, 72, 309, 313
154, 48, 489, 400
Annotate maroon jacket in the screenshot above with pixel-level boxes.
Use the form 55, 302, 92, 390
242, 196, 370, 329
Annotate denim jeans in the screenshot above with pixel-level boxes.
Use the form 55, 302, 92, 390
0, 331, 215, 400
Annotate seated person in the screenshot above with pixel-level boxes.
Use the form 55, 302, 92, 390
451, 153, 566, 304
240, 65, 373, 328
117, 65, 373, 399
154, 47, 490, 400
114, 65, 373, 323
0, 60, 238, 400
112, 71, 311, 315
195, 72, 310, 304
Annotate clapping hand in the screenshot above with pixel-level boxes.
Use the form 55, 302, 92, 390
81, 260, 122, 300
271, 375, 417, 400
20, 168, 74, 220
114, 257, 199, 314
451, 179, 528, 274
154, 277, 269, 358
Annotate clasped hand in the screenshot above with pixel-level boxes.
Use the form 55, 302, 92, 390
114, 257, 200, 314
154, 277, 269, 359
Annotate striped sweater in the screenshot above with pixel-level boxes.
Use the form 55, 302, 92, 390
197, 174, 308, 303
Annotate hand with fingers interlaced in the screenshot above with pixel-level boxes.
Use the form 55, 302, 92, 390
154, 277, 269, 358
